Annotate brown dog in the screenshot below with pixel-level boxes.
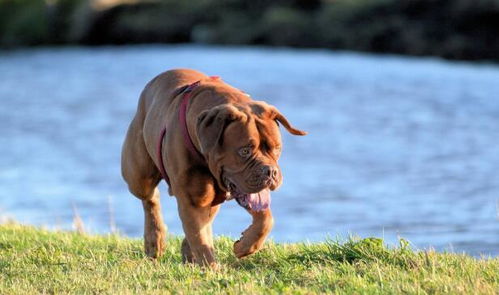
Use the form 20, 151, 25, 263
121, 69, 306, 267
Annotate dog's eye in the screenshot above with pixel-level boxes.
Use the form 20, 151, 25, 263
238, 147, 252, 158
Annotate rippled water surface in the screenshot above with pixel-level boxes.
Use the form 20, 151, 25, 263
1, 46, 498, 256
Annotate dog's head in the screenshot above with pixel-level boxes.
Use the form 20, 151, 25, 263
196, 101, 306, 195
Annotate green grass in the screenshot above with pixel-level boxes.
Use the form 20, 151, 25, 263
0, 224, 497, 294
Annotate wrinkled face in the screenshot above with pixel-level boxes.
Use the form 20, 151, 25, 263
220, 112, 283, 193
196, 102, 306, 194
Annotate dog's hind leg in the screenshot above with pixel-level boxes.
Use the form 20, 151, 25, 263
233, 208, 274, 259
122, 109, 166, 259
140, 187, 166, 259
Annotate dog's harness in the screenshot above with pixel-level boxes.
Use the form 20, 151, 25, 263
156, 76, 219, 186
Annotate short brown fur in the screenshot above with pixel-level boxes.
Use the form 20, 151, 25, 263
121, 69, 306, 267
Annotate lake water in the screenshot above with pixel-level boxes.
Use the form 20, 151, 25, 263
1, 45, 498, 257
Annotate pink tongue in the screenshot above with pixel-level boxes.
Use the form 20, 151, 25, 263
235, 189, 271, 211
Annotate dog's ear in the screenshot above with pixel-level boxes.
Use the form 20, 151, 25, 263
272, 109, 307, 136
251, 101, 307, 136
196, 104, 244, 154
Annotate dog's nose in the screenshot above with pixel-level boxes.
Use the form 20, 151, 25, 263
262, 165, 278, 179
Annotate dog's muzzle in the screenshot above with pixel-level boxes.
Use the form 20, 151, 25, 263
246, 165, 279, 191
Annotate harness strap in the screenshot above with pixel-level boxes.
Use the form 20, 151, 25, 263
179, 81, 205, 163
156, 76, 220, 185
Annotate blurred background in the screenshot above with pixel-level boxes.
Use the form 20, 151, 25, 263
0, 0, 498, 257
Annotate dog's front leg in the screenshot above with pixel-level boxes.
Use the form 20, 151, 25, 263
177, 198, 220, 267
180, 204, 219, 264
233, 208, 274, 258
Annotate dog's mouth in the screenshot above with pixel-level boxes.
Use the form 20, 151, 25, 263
223, 176, 271, 211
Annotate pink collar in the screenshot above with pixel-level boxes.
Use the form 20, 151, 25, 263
178, 81, 205, 163
156, 76, 219, 185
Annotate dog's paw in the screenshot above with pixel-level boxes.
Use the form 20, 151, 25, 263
233, 239, 259, 259
144, 239, 165, 259
181, 238, 195, 263
144, 230, 166, 259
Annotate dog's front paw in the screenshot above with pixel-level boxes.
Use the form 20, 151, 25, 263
181, 238, 195, 263
144, 226, 166, 259
144, 235, 165, 259
233, 239, 260, 259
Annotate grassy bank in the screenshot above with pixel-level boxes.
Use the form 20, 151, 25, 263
0, 224, 497, 294
1, 0, 499, 61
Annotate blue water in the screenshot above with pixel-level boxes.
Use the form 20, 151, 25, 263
0, 45, 498, 256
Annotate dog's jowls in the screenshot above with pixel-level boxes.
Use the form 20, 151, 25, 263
121, 69, 306, 267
